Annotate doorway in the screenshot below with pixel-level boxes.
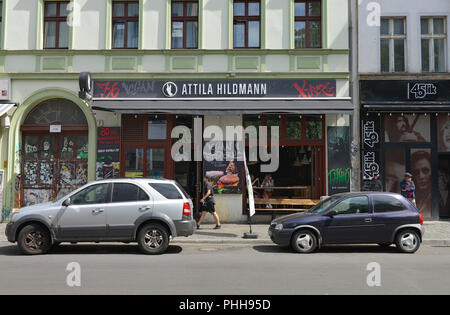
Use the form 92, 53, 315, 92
20, 99, 89, 207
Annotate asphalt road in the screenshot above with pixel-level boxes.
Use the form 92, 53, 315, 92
0, 241, 449, 295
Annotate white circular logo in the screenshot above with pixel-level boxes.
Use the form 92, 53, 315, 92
162, 82, 178, 98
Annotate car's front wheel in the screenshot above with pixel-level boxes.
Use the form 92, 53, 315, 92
395, 229, 420, 253
137, 223, 170, 255
291, 229, 317, 253
17, 224, 52, 255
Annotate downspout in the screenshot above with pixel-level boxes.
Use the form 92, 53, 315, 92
349, 0, 361, 192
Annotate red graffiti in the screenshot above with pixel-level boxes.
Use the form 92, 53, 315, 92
293, 81, 336, 98
96, 81, 120, 98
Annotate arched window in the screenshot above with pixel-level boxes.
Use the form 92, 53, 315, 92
23, 99, 87, 126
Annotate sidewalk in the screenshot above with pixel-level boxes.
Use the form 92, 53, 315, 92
1, 221, 449, 246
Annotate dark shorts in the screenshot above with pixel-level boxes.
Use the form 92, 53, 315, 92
202, 199, 216, 213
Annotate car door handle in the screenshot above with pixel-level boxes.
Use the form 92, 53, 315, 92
139, 206, 151, 212
364, 218, 373, 223
92, 208, 104, 215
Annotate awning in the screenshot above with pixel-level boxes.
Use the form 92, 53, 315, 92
91, 99, 354, 115
0, 103, 16, 117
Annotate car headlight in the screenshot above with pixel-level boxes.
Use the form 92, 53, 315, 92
275, 223, 284, 231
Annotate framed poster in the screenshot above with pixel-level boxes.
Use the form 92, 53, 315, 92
327, 126, 350, 195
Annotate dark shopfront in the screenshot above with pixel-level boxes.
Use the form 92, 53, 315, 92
360, 80, 450, 219
90, 78, 353, 219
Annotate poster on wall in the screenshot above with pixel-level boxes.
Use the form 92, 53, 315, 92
384, 114, 430, 143
437, 115, 450, 152
411, 149, 432, 218
327, 126, 350, 195
203, 141, 243, 194
96, 127, 120, 180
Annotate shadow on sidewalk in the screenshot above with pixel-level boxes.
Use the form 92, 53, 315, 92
0, 244, 182, 256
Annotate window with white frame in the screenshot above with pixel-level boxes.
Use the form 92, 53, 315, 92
421, 17, 447, 72
380, 17, 406, 72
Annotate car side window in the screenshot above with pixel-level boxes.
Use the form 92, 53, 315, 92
112, 183, 150, 203
373, 195, 407, 213
333, 196, 369, 215
148, 183, 183, 199
72, 184, 110, 205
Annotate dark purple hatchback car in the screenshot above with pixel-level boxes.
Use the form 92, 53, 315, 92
268, 192, 424, 253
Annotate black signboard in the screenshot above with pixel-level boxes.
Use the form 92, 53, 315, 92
360, 80, 450, 104
361, 116, 381, 181
327, 126, 351, 195
93, 80, 336, 99
96, 127, 120, 179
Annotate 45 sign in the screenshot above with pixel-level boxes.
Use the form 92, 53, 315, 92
408, 82, 438, 99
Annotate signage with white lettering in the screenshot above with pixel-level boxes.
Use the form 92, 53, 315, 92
93, 80, 337, 99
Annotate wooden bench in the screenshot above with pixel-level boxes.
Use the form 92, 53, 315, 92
249, 198, 320, 219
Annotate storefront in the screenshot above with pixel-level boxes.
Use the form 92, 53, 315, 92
87, 77, 353, 221
360, 80, 450, 219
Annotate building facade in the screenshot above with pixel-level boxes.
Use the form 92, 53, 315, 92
0, 0, 352, 223
358, 0, 450, 219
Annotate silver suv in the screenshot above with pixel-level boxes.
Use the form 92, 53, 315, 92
5, 178, 196, 255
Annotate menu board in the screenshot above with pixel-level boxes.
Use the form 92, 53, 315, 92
96, 127, 120, 179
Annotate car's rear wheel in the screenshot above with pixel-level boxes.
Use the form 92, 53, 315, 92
137, 223, 170, 255
291, 229, 317, 253
395, 229, 420, 253
17, 224, 52, 255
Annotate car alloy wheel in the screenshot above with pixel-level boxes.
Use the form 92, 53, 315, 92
395, 229, 420, 253
144, 229, 164, 249
291, 229, 317, 253
137, 223, 169, 255
17, 224, 52, 255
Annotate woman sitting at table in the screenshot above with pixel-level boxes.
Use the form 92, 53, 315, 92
261, 174, 274, 208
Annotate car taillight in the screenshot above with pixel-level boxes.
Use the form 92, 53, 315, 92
183, 202, 191, 217
419, 213, 423, 225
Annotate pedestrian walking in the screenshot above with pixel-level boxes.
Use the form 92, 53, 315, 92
197, 176, 221, 229
400, 172, 416, 206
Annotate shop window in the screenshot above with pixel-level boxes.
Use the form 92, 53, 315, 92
437, 115, 450, 152
125, 148, 144, 178
384, 148, 405, 194
306, 115, 322, 140
233, 0, 260, 48
384, 114, 430, 143
286, 115, 303, 140
147, 115, 167, 140
112, 1, 139, 49
171, 1, 198, 49
146, 148, 165, 178
380, 17, 406, 72
294, 0, 321, 48
421, 17, 447, 72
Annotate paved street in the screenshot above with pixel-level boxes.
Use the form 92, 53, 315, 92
0, 240, 449, 295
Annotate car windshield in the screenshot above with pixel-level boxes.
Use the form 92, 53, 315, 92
307, 196, 340, 214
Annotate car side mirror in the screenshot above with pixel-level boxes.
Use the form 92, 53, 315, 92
62, 198, 71, 207
326, 210, 337, 217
